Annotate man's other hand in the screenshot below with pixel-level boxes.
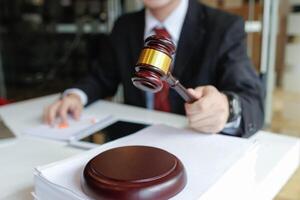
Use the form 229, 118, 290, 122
185, 86, 229, 134
43, 93, 83, 125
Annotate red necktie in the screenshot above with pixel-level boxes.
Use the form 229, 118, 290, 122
153, 27, 171, 112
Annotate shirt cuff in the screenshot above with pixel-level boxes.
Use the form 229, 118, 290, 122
222, 116, 241, 135
63, 88, 88, 106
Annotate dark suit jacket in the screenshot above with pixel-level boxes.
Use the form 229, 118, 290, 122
75, 0, 265, 138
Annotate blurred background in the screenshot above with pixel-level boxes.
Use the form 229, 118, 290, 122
0, 1, 299, 199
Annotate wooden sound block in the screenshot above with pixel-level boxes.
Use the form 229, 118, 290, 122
82, 146, 187, 200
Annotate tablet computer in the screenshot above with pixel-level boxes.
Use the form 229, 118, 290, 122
69, 120, 149, 149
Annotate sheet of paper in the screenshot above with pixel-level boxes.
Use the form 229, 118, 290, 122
24, 114, 113, 141
35, 125, 257, 200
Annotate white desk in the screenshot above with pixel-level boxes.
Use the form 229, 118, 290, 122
0, 94, 299, 200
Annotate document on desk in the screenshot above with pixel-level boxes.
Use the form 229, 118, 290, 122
34, 125, 258, 200
23, 114, 113, 141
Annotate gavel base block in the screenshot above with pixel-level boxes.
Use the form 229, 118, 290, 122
81, 146, 187, 200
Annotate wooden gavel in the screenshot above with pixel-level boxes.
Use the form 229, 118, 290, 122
132, 35, 197, 103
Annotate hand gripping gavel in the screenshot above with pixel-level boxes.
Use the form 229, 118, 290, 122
132, 35, 197, 103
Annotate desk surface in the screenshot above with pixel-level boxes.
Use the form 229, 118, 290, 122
0, 94, 299, 200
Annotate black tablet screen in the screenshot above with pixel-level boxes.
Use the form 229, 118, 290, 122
79, 121, 149, 144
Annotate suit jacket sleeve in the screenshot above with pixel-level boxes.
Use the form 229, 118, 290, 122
73, 19, 124, 105
216, 17, 265, 138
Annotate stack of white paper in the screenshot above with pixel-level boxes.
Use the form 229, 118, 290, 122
24, 114, 113, 141
33, 125, 257, 200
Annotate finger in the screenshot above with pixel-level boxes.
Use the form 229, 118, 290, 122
185, 87, 206, 113
188, 112, 215, 125
189, 115, 217, 129
47, 101, 61, 125
190, 116, 225, 134
58, 100, 70, 124
72, 105, 82, 120
185, 97, 214, 115
187, 88, 203, 99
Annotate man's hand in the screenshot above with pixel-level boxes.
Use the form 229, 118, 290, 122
43, 93, 83, 125
185, 86, 229, 134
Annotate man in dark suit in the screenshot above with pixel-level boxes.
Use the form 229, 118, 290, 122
44, 0, 264, 138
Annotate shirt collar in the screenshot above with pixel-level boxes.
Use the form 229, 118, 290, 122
144, 0, 188, 44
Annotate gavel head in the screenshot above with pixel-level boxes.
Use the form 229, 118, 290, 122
132, 35, 176, 93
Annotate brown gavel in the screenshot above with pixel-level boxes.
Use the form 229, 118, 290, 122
132, 35, 197, 103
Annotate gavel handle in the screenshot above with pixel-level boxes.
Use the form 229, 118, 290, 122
166, 74, 197, 103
